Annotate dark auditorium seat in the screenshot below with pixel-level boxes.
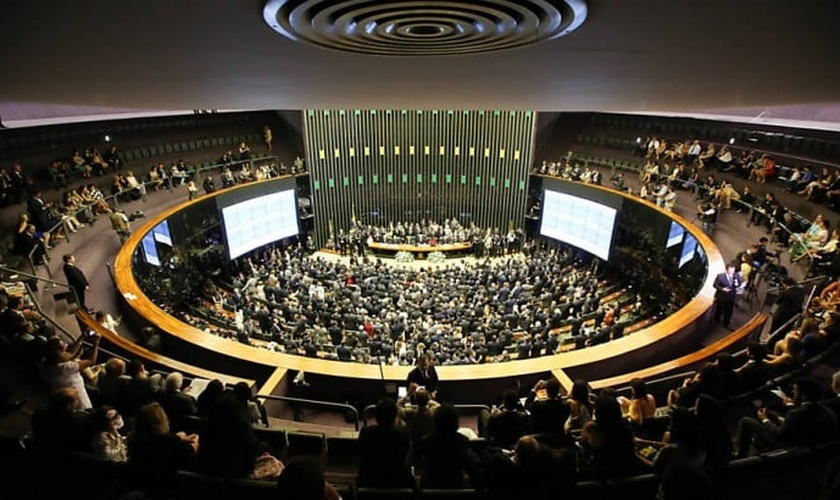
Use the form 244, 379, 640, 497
251, 426, 288, 459
356, 487, 417, 500
285, 430, 327, 461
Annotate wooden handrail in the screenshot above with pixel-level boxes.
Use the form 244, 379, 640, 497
111, 178, 725, 382
589, 312, 768, 390
76, 309, 253, 388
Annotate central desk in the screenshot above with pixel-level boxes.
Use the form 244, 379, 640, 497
367, 241, 473, 259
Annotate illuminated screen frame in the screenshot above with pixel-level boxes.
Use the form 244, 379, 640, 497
220, 189, 299, 259
540, 189, 617, 260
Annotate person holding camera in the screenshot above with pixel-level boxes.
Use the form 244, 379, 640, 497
697, 201, 717, 235
41, 332, 101, 411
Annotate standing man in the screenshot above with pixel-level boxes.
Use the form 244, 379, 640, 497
62, 254, 89, 311
697, 201, 717, 235
407, 353, 439, 398
713, 264, 742, 330
108, 207, 131, 244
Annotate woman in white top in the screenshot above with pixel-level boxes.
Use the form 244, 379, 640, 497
41, 333, 101, 410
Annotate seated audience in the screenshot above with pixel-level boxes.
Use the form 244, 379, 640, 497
399, 387, 439, 443
127, 402, 199, 472
197, 388, 263, 479
579, 395, 638, 480
618, 377, 657, 426
157, 371, 198, 433
486, 389, 530, 449
90, 405, 129, 463
357, 398, 415, 489
735, 377, 838, 457
416, 403, 483, 489
525, 378, 570, 441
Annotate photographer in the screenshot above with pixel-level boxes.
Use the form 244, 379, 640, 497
697, 201, 717, 235
41, 332, 101, 411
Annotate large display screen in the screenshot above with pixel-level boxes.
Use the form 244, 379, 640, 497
667, 220, 685, 249
221, 189, 299, 259
679, 234, 698, 268
540, 190, 617, 260
152, 220, 172, 246
141, 233, 160, 266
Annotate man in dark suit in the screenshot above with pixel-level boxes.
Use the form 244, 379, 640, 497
713, 264, 742, 329
62, 253, 89, 310
735, 377, 838, 457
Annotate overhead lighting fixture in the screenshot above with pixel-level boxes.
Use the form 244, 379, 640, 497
263, 0, 588, 56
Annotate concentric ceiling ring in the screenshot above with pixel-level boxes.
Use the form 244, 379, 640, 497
263, 0, 588, 56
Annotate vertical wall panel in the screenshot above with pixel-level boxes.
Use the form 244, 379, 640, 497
304, 109, 535, 247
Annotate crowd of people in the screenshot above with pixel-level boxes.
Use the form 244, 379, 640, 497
176, 240, 650, 366
330, 219, 526, 259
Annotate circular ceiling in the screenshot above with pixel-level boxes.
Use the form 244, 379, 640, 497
263, 0, 588, 56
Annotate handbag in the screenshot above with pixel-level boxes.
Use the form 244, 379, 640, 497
249, 452, 284, 480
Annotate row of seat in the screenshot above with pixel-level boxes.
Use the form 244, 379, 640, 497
585, 112, 840, 161
0, 111, 259, 156
115, 133, 261, 165
6, 434, 833, 500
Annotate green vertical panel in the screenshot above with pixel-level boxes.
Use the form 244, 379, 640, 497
307, 109, 314, 116
339, 109, 345, 116
504, 178, 511, 189
357, 175, 364, 185
490, 177, 496, 187
313, 180, 321, 190
431, 173, 437, 183
460, 175, 466, 184
354, 109, 361, 115
446, 174, 452, 184
387, 174, 393, 184
343, 176, 349, 187
416, 174, 422, 183
475, 176, 481, 186
328, 178, 335, 188
519, 180, 526, 190
402, 173, 408, 183
324, 110, 330, 116
373, 174, 379, 184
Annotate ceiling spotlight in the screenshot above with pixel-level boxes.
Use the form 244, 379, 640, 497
104, 135, 111, 142
728, 137, 735, 145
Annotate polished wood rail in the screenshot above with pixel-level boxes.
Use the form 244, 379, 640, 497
76, 309, 254, 388
112, 178, 726, 387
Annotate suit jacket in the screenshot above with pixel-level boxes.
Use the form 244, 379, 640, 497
713, 271, 741, 302
772, 402, 838, 447
63, 263, 89, 291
